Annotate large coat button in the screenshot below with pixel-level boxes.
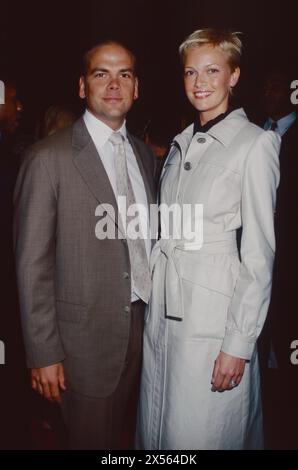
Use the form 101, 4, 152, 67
197, 137, 206, 144
184, 161, 192, 170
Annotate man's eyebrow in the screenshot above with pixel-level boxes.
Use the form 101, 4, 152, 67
90, 67, 109, 74
114, 68, 135, 75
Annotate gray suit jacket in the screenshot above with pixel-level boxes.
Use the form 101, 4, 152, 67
14, 117, 156, 398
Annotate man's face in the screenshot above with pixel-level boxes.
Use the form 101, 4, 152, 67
79, 44, 138, 130
0, 83, 23, 135
263, 73, 292, 119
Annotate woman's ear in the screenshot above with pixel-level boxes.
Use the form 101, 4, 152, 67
230, 67, 240, 88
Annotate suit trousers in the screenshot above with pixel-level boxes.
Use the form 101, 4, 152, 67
61, 300, 145, 449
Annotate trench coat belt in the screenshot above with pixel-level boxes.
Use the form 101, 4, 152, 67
149, 233, 237, 320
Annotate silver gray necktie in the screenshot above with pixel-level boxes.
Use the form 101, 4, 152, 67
109, 132, 151, 303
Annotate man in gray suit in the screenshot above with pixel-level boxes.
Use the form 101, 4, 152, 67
14, 41, 156, 449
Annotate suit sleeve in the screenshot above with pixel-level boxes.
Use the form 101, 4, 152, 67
13, 151, 65, 368
221, 130, 281, 360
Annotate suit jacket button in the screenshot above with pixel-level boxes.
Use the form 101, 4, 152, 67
123, 272, 130, 279
197, 137, 206, 144
124, 306, 130, 313
184, 161, 192, 170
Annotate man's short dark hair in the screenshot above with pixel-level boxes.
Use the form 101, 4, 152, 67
81, 40, 137, 77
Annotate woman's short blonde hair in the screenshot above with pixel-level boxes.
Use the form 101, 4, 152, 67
179, 28, 242, 71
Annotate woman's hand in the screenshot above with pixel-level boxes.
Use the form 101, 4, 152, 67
211, 351, 246, 392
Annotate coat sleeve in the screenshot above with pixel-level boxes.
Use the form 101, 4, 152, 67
13, 151, 65, 368
221, 130, 281, 360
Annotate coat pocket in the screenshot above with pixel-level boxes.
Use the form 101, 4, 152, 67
179, 252, 237, 298
176, 253, 239, 340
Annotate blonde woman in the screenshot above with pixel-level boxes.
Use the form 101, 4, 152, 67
138, 29, 281, 450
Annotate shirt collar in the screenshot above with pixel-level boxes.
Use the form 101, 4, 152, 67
266, 111, 297, 137
83, 109, 127, 150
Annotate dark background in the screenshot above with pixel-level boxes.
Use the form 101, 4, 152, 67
1, 0, 298, 136
0, 0, 297, 450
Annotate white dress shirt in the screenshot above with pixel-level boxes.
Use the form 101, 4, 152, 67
83, 109, 150, 302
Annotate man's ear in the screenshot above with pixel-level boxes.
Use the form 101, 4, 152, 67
134, 77, 139, 101
79, 76, 86, 99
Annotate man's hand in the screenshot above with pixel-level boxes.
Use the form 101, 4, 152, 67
31, 363, 66, 402
211, 351, 246, 392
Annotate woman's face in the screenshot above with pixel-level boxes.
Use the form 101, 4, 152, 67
183, 44, 240, 124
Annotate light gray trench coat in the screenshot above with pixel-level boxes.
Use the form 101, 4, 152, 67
137, 109, 280, 450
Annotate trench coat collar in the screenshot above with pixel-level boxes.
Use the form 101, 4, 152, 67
171, 108, 249, 157
207, 108, 249, 146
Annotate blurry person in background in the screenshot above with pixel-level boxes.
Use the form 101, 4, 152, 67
37, 104, 77, 139
260, 68, 297, 370
144, 120, 169, 158
0, 76, 24, 271
0, 79, 23, 138
263, 69, 297, 135
258, 68, 298, 448
0, 76, 31, 449
143, 117, 173, 178
0, 76, 31, 161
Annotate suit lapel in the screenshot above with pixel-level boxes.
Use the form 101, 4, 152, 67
72, 118, 124, 236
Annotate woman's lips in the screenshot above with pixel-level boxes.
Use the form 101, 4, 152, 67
194, 91, 213, 99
